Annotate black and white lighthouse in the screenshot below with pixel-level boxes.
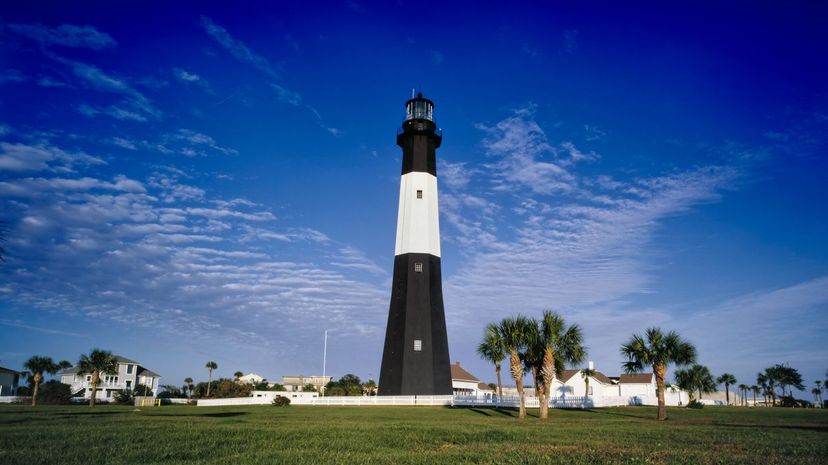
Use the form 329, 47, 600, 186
378, 93, 453, 395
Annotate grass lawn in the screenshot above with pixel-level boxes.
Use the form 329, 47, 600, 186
0, 404, 825, 464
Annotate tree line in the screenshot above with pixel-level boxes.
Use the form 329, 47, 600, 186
477, 311, 821, 420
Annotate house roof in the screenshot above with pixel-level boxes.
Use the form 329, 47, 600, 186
477, 382, 494, 391
57, 355, 157, 377
137, 367, 161, 378
0, 366, 20, 375
450, 362, 479, 382
619, 373, 654, 384
556, 369, 613, 385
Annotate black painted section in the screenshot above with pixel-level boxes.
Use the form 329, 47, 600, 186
378, 253, 453, 395
397, 119, 441, 176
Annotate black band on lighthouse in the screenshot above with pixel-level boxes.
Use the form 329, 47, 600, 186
379, 93, 452, 396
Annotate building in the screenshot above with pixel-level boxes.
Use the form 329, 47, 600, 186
58, 355, 161, 401
550, 366, 616, 397
281, 375, 331, 392
450, 362, 494, 397
0, 366, 21, 396
238, 373, 265, 385
379, 92, 452, 396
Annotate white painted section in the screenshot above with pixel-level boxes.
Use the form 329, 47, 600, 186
394, 171, 441, 257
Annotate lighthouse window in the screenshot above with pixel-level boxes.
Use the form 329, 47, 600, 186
416, 190, 423, 199
414, 262, 423, 272
413, 340, 422, 351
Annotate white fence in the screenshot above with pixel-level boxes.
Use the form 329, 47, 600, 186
0, 396, 29, 404
196, 394, 665, 408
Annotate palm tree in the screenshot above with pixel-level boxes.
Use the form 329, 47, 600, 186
205, 361, 218, 397
716, 373, 737, 405
23, 356, 59, 406
815, 381, 823, 407
757, 372, 769, 405
476, 323, 506, 400
750, 385, 760, 406
536, 311, 585, 420
621, 327, 697, 421
675, 364, 716, 402
498, 316, 532, 419
58, 360, 72, 370
184, 377, 194, 399
77, 349, 118, 407
234, 371, 244, 381
737, 384, 749, 406
364, 379, 377, 396
581, 367, 597, 397
811, 387, 821, 405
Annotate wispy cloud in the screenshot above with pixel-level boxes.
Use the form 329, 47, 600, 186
173, 68, 213, 93
6, 23, 116, 50
200, 16, 279, 79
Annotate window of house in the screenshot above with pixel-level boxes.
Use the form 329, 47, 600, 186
414, 262, 423, 272
413, 340, 422, 351
126, 380, 132, 389
588, 386, 593, 395
86, 375, 92, 382
416, 190, 423, 199
106, 390, 112, 398
127, 364, 133, 374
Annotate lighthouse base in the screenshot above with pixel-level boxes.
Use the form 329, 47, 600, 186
378, 253, 452, 395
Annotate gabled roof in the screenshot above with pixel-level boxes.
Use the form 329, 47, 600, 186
0, 366, 21, 375
450, 362, 479, 382
477, 382, 494, 391
619, 373, 654, 384
137, 367, 161, 378
57, 355, 156, 377
556, 369, 613, 385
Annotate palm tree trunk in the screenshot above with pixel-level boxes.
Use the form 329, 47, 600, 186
509, 351, 525, 419
31, 376, 41, 407
89, 372, 98, 407
654, 363, 667, 421
585, 378, 590, 398
495, 363, 502, 401
725, 384, 730, 405
206, 369, 213, 398
535, 367, 548, 420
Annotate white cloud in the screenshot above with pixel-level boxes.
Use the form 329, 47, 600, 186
7, 23, 116, 50
200, 16, 279, 79
173, 68, 212, 93
0, 141, 105, 172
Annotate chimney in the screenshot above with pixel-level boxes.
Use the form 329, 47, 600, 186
455, 361, 460, 367
588, 361, 594, 370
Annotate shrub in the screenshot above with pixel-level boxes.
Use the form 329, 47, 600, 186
37, 381, 72, 405
272, 395, 290, 407
113, 389, 134, 405
687, 400, 704, 409
779, 395, 810, 408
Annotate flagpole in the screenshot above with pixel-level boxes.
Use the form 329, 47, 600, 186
321, 330, 328, 397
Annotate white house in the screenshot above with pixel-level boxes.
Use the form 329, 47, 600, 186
58, 355, 161, 401
451, 362, 494, 396
0, 366, 21, 396
550, 366, 616, 397
281, 375, 332, 392
238, 373, 265, 385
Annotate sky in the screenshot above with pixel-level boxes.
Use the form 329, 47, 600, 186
1, 1, 826, 393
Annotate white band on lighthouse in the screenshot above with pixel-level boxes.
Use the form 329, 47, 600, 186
394, 171, 441, 257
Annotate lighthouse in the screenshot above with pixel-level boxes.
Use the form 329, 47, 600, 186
378, 93, 453, 395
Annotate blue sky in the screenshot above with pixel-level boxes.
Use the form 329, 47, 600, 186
1, 1, 826, 391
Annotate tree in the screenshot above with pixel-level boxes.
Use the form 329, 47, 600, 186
815, 381, 823, 406
581, 368, 597, 397
363, 379, 377, 396
58, 360, 72, 370
476, 323, 506, 400
234, 371, 244, 381
621, 327, 697, 421
536, 311, 585, 420
716, 373, 737, 405
498, 316, 532, 419
77, 349, 118, 407
750, 385, 760, 406
205, 361, 218, 397
23, 356, 60, 406
675, 364, 716, 401
737, 384, 749, 406
184, 377, 194, 399
36, 380, 72, 405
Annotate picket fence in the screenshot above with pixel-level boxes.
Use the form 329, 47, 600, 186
196, 394, 656, 408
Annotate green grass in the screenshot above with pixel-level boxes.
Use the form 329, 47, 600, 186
0, 404, 825, 464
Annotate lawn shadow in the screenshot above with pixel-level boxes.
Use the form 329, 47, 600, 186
468, 408, 491, 416
580, 409, 649, 420
718, 423, 828, 433
152, 411, 248, 418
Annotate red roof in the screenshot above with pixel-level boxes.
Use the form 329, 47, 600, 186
619, 373, 654, 384
450, 362, 480, 382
